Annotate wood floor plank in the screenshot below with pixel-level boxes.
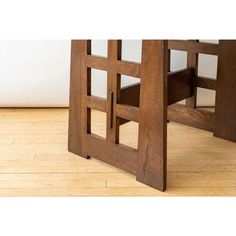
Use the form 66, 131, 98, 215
0, 160, 124, 173
1, 187, 236, 196
0, 108, 235, 196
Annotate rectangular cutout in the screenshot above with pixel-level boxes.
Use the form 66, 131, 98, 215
91, 40, 108, 57
198, 53, 218, 79
90, 109, 107, 139
119, 118, 139, 150
170, 50, 187, 71
121, 40, 142, 63
119, 74, 140, 108
199, 40, 219, 44
91, 68, 107, 99
197, 87, 216, 107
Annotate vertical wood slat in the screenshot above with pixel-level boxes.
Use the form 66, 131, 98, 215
87, 41, 92, 136
168, 49, 171, 72
186, 40, 198, 108
68, 40, 80, 155
68, 40, 90, 158
136, 40, 168, 191
106, 40, 121, 143
214, 40, 236, 142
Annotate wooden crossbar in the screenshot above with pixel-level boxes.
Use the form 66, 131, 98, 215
168, 104, 215, 132
85, 134, 137, 174
86, 96, 107, 112
168, 40, 219, 55
118, 68, 194, 109
87, 55, 141, 78
196, 76, 216, 90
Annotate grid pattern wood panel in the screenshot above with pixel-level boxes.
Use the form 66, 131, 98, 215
69, 40, 168, 191
69, 39, 236, 191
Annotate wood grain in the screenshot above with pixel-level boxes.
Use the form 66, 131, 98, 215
168, 104, 215, 132
0, 108, 236, 196
136, 40, 168, 191
68, 40, 89, 158
168, 40, 219, 55
185, 40, 198, 108
214, 40, 236, 141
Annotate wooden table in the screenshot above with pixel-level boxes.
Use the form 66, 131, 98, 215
68, 40, 236, 191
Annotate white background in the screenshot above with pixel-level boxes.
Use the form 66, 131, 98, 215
0, 40, 218, 107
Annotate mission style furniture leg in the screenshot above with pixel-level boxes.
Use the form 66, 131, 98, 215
68, 39, 236, 192
214, 41, 236, 142
136, 41, 168, 191
68, 40, 169, 191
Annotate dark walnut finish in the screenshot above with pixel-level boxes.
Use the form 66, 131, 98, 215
69, 40, 236, 191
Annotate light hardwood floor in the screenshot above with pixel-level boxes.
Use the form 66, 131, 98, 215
0, 108, 236, 196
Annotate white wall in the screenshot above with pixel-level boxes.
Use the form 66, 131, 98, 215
0, 40, 71, 107
0, 40, 218, 107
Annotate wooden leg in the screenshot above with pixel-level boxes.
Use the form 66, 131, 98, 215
136, 40, 168, 191
214, 40, 236, 142
68, 40, 90, 158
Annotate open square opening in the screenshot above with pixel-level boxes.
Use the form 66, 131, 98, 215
119, 118, 139, 150
91, 40, 108, 57
90, 68, 107, 99
198, 53, 218, 79
196, 88, 216, 108
170, 50, 187, 72
118, 74, 140, 108
121, 40, 142, 63
89, 109, 107, 139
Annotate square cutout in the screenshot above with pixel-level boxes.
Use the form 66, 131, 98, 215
198, 54, 218, 79
119, 75, 140, 108
91, 40, 108, 57
90, 68, 107, 99
170, 50, 187, 72
119, 119, 139, 150
121, 40, 142, 63
89, 109, 107, 139
196, 88, 216, 107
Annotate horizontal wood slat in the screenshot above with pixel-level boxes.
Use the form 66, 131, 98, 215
168, 104, 215, 132
85, 134, 137, 174
86, 55, 108, 71
86, 96, 107, 112
168, 40, 219, 55
196, 76, 216, 90
168, 68, 193, 105
115, 104, 139, 122
116, 60, 141, 78
120, 83, 140, 107
86, 55, 141, 78
119, 68, 194, 108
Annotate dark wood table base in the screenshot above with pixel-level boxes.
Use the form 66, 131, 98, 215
68, 40, 236, 191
